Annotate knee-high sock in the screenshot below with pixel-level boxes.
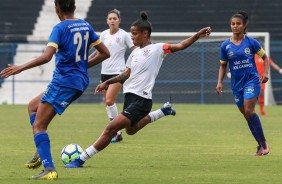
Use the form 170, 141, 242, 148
249, 113, 266, 143
246, 119, 260, 144
106, 104, 118, 120
106, 104, 121, 134
34, 132, 54, 169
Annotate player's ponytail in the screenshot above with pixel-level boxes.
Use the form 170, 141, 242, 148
131, 11, 152, 37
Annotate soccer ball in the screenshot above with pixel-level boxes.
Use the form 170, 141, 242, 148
61, 144, 83, 165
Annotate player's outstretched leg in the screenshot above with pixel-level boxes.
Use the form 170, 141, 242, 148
25, 151, 42, 169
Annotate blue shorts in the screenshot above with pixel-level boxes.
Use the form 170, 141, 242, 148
233, 85, 260, 107
41, 83, 83, 115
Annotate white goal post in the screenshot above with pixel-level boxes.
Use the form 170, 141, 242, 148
149, 32, 275, 106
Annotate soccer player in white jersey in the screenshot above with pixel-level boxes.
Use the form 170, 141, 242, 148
65, 11, 211, 168
89, 9, 135, 142
216, 11, 270, 156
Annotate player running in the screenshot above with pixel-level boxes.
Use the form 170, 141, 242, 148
216, 11, 270, 156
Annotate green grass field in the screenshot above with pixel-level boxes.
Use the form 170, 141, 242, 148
0, 104, 282, 184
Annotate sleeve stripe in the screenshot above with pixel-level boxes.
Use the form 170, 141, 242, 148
47, 42, 58, 49
256, 48, 265, 58
220, 60, 227, 64
89, 39, 102, 49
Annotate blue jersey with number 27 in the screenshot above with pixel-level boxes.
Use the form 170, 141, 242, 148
47, 19, 101, 91
220, 35, 265, 92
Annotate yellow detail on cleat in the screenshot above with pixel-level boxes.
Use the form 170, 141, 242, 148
31, 170, 58, 180
25, 158, 42, 169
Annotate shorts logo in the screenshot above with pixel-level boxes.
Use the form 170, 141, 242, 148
60, 101, 69, 107
246, 87, 254, 94
244, 48, 251, 55
124, 110, 130, 114
234, 96, 239, 103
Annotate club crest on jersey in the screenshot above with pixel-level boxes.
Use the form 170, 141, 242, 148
143, 49, 150, 57
244, 48, 251, 55
116, 37, 121, 44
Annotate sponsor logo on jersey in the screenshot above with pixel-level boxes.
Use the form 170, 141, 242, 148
228, 51, 234, 57
143, 91, 148, 95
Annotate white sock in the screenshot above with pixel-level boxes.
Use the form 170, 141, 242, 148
106, 104, 118, 120
106, 104, 121, 135
148, 109, 165, 122
79, 146, 98, 161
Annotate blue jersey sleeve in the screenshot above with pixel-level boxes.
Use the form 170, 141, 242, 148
220, 41, 228, 64
47, 26, 61, 50
250, 38, 265, 57
89, 28, 101, 49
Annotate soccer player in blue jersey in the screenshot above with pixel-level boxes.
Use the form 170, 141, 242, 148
0, 0, 110, 180
216, 11, 270, 156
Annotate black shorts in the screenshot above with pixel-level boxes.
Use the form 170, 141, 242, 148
122, 93, 152, 126
100, 74, 119, 83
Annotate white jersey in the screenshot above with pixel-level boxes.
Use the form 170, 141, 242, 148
100, 29, 134, 74
123, 43, 167, 99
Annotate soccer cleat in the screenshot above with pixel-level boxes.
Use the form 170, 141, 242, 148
161, 102, 176, 116
111, 132, 123, 143
261, 141, 270, 155
260, 111, 267, 116
64, 157, 85, 168
30, 168, 58, 180
25, 151, 42, 169
255, 145, 263, 156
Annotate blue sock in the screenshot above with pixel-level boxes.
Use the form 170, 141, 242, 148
249, 113, 266, 143
34, 132, 55, 169
29, 113, 36, 126
246, 120, 260, 144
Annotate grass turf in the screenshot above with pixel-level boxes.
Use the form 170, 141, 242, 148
0, 104, 281, 184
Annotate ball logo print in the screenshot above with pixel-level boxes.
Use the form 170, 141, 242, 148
61, 144, 83, 165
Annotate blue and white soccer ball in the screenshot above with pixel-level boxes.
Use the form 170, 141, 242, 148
61, 144, 83, 165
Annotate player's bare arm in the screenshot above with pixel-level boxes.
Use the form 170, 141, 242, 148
88, 42, 110, 68
94, 68, 131, 94
216, 63, 227, 95
0, 46, 55, 78
261, 54, 270, 83
169, 27, 212, 52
